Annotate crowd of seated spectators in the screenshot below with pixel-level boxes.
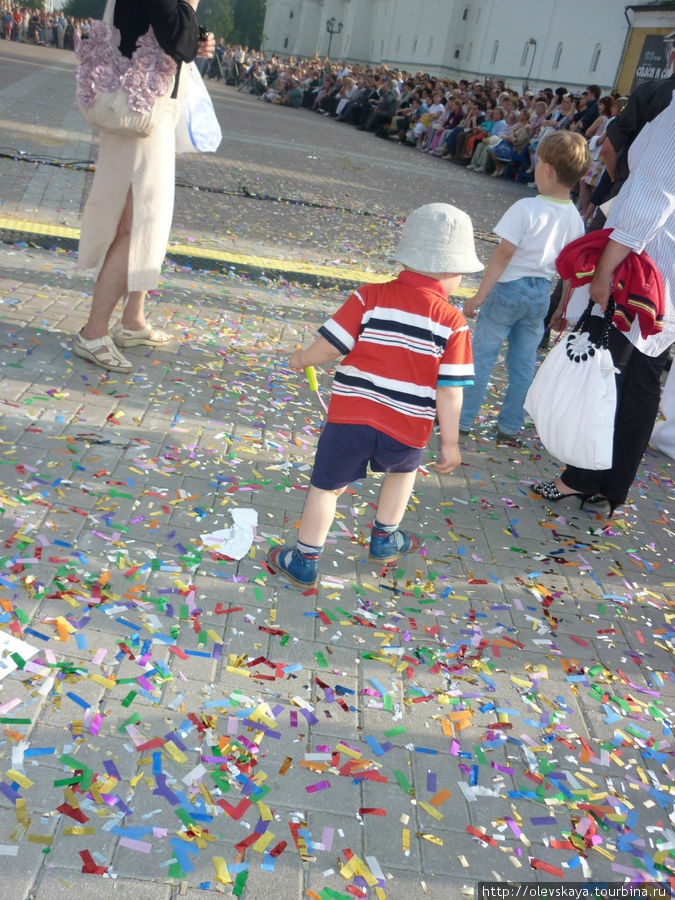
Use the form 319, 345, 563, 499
1, 3, 91, 51
3, 18, 627, 224
215, 47, 627, 221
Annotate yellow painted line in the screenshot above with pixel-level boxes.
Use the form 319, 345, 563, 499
0, 216, 80, 239
0, 215, 473, 295
166, 239, 394, 284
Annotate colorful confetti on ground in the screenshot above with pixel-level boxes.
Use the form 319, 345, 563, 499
0, 246, 673, 899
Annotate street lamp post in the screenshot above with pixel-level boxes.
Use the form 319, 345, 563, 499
524, 38, 537, 92
325, 17, 343, 59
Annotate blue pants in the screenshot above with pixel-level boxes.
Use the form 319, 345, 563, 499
443, 125, 463, 154
460, 277, 550, 434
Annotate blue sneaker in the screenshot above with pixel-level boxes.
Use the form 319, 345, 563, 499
267, 544, 319, 588
369, 528, 419, 562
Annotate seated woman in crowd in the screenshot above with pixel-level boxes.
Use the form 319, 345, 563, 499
516, 99, 551, 180
436, 97, 474, 155
428, 96, 463, 155
461, 105, 498, 162
451, 100, 487, 161
261, 71, 290, 103
469, 109, 516, 171
541, 93, 576, 130
330, 76, 359, 117
464, 106, 506, 160
311, 74, 336, 111
489, 108, 532, 177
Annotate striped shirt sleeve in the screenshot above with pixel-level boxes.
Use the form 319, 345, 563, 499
608, 92, 675, 254
318, 289, 367, 355
437, 320, 474, 387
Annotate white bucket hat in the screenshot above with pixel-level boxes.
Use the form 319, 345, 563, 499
393, 203, 483, 274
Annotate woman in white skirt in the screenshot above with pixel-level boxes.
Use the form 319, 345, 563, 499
76, 0, 214, 373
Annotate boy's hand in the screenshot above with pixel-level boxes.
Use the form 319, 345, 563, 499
288, 336, 342, 372
289, 348, 305, 371
434, 442, 462, 474
463, 296, 482, 319
549, 307, 566, 332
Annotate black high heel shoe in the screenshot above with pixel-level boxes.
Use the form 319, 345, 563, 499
531, 480, 592, 507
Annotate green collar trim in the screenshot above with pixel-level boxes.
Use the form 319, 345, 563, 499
537, 194, 573, 204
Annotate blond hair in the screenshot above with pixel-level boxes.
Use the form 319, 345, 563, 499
538, 130, 591, 188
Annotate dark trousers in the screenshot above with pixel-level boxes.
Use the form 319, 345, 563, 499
364, 109, 391, 132
562, 328, 670, 504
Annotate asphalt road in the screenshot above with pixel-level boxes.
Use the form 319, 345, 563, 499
0, 40, 520, 272
180, 77, 519, 269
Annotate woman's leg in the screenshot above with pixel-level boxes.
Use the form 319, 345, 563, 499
561, 341, 668, 505
488, 150, 505, 176
445, 126, 462, 155
598, 346, 668, 503
120, 291, 149, 332
471, 144, 486, 169
454, 131, 468, 159
81, 189, 134, 341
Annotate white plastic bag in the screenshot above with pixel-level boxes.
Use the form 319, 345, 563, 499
176, 62, 222, 154
525, 303, 617, 469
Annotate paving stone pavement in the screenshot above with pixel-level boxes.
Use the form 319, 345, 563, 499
0, 38, 673, 900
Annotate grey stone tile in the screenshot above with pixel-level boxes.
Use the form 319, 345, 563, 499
380, 868, 478, 899
0, 840, 51, 900
34, 869, 172, 899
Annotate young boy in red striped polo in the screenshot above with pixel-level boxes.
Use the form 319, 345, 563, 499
268, 203, 483, 588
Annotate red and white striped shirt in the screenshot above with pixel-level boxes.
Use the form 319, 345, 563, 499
319, 271, 474, 448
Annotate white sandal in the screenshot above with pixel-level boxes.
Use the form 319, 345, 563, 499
111, 322, 170, 348
73, 332, 132, 373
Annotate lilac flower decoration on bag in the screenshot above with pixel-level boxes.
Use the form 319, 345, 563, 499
75, 19, 177, 112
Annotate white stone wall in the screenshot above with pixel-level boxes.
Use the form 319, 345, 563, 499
263, 0, 303, 56
263, 0, 636, 92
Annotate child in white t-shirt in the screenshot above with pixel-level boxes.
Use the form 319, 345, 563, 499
459, 131, 591, 440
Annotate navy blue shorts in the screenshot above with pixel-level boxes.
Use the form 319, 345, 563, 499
310, 422, 424, 490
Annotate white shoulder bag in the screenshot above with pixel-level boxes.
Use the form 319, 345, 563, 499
75, 0, 176, 137
525, 300, 617, 470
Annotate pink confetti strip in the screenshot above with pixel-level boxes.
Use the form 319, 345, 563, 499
504, 816, 522, 838
305, 780, 331, 793
89, 714, 103, 736
320, 826, 334, 852
119, 837, 152, 853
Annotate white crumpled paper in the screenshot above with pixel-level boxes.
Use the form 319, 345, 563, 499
0, 632, 38, 681
200, 508, 258, 559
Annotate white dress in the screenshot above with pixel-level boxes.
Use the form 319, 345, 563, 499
78, 79, 184, 292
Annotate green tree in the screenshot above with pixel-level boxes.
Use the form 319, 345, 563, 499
23, 0, 46, 10
59, 0, 266, 50
233, 0, 265, 50
62, 0, 106, 18
199, 0, 235, 42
